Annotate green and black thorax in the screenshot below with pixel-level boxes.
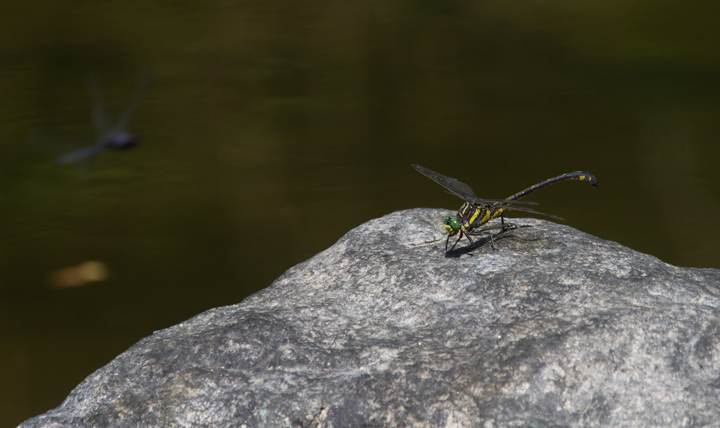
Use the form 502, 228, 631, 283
446, 201, 501, 236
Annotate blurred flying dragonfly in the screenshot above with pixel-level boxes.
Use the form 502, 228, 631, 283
54, 74, 150, 172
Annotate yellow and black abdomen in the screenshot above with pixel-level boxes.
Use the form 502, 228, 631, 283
506, 171, 599, 201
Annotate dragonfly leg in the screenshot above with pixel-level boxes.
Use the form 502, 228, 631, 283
488, 231, 498, 251
465, 233, 474, 246
448, 232, 466, 252
499, 213, 517, 232
465, 223, 509, 251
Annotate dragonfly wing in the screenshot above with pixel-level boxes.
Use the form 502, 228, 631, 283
57, 144, 105, 164
89, 74, 110, 134
412, 164, 478, 202
501, 205, 564, 220
114, 73, 151, 132
471, 198, 538, 206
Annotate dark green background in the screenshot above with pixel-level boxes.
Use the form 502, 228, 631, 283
2, 0, 720, 425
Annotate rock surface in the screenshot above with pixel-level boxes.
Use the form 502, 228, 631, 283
20, 208, 720, 427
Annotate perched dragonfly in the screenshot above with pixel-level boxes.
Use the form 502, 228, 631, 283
56, 74, 150, 169
412, 164, 599, 252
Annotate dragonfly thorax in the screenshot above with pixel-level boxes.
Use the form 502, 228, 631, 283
444, 202, 493, 236
457, 202, 494, 231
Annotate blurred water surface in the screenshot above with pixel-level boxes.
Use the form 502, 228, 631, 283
2, 0, 720, 425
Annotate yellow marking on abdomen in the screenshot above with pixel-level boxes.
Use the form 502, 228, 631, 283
488, 206, 505, 220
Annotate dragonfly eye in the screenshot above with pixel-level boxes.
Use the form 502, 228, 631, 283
443, 217, 460, 235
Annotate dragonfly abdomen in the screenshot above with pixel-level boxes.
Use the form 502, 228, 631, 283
507, 171, 599, 201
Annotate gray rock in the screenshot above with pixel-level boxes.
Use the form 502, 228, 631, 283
20, 208, 720, 428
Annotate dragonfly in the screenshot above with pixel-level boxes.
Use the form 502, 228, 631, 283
56, 74, 150, 171
412, 164, 599, 252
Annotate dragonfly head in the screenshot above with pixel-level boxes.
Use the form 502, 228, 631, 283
443, 216, 461, 235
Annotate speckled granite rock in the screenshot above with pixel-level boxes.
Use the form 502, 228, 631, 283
19, 208, 720, 427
